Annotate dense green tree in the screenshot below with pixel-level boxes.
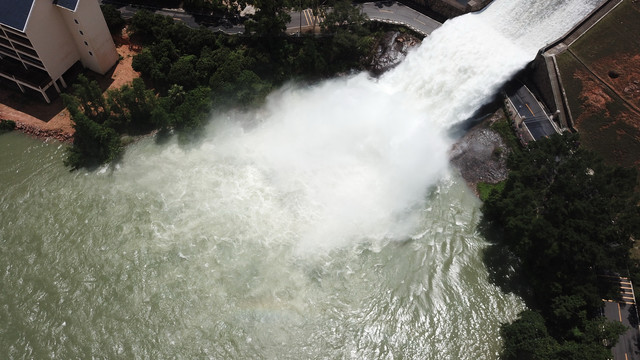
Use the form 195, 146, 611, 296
63, 94, 122, 169
550, 295, 587, 332
81, 2, 390, 168
501, 310, 559, 360
106, 78, 161, 132
195, 46, 220, 83
132, 40, 180, 91
206, 47, 273, 107
131, 48, 155, 74
183, 28, 221, 56
244, 0, 291, 39
100, 4, 126, 35
69, 75, 108, 123
128, 10, 167, 41
483, 132, 640, 311
292, 38, 328, 76
183, 0, 224, 14
321, 0, 373, 72
500, 310, 624, 360
171, 86, 212, 141
0, 119, 16, 132
168, 55, 199, 90
483, 132, 639, 359
322, 0, 368, 34
243, 0, 291, 62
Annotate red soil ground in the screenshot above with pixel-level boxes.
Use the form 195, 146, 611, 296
573, 53, 640, 168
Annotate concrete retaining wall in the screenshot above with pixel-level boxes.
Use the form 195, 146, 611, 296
529, 0, 623, 131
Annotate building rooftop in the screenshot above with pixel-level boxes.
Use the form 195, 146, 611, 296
0, 0, 35, 32
54, 0, 79, 12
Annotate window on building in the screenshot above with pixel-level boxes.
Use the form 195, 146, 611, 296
84, 41, 88, 46
79, 30, 84, 35
74, 19, 79, 24
21, 55, 44, 69
89, 51, 93, 56
0, 46, 18, 59
12, 42, 38, 57
6, 32, 32, 47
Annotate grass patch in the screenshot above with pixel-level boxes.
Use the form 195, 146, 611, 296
490, 114, 521, 153
570, 0, 640, 66
556, 50, 640, 170
477, 180, 505, 202
577, 111, 640, 169
557, 59, 640, 169
555, 0, 640, 172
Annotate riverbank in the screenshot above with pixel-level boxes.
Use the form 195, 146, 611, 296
0, 31, 140, 143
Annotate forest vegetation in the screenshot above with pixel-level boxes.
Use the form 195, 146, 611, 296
481, 132, 640, 359
67, 3, 640, 359
0, 119, 16, 132
65, 1, 380, 169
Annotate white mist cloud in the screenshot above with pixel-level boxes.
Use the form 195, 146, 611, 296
117, 0, 602, 254
206, 74, 451, 252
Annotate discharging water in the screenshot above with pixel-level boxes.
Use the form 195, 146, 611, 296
0, 0, 600, 358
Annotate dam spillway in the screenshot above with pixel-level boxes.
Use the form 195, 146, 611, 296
0, 0, 602, 358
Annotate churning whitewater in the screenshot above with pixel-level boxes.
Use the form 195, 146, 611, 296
0, 0, 601, 358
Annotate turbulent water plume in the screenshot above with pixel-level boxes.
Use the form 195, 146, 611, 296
124, 0, 601, 253
0, 0, 602, 358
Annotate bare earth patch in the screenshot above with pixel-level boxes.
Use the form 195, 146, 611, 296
574, 70, 613, 119
0, 29, 140, 143
572, 53, 640, 169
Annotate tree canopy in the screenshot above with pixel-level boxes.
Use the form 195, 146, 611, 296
481, 132, 640, 358
63, 75, 211, 169
67, 3, 384, 169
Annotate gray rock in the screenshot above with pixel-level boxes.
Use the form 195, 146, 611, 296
450, 109, 510, 193
368, 31, 421, 76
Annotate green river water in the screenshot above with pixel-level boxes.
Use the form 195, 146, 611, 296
0, 0, 603, 356
0, 131, 524, 358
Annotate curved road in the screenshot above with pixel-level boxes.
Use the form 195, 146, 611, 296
288, 2, 441, 36
102, 1, 440, 37
360, 2, 441, 36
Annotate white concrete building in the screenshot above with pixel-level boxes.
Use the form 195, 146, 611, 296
0, 0, 118, 103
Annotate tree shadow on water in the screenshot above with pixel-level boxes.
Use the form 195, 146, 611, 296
479, 222, 533, 304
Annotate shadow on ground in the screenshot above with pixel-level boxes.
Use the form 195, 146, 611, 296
479, 222, 533, 303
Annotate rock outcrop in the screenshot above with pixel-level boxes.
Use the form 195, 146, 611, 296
368, 31, 421, 76
449, 109, 510, 192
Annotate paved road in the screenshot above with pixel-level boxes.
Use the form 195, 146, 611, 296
361, 2, 441, 36
507, 85, 557, 141
100, 1, 245, 34
605, 300, 640, 360
602, 276, 640, 360
287, 8, 324, 33
103, 1, 440, 37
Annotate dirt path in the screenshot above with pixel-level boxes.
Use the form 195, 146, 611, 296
0, 30, 140, 143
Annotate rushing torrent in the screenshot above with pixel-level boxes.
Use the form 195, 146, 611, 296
0, 0, 601, 358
